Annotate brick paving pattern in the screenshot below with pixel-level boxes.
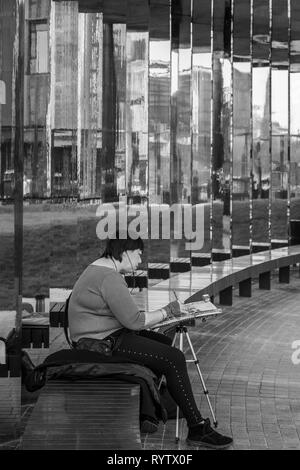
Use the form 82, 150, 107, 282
142, 268, 300, 450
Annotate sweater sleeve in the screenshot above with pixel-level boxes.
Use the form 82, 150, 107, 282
101, 272, 146, 330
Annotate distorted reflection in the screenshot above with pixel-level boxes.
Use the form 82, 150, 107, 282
212, 54, 231, 258
232, 61, 251, 249
252, 66, 270, 244
126, 31, 148, 202
149, 40, 171, 204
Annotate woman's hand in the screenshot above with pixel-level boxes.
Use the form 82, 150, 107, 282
163, 300, 189, 318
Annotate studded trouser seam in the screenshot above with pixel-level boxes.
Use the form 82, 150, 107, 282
116, 347, 201, 424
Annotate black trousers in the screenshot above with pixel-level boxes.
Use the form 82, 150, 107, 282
113, 329, 203, 427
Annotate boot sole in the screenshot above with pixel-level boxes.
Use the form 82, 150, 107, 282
186, 438, 233, 449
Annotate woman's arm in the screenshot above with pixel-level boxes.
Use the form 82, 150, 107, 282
144, 308, 168, 328
144, 301, 190, 328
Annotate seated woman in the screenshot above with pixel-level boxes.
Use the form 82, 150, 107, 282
68, 233, 233, 449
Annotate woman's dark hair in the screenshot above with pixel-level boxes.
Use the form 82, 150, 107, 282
101, 231, 144, 262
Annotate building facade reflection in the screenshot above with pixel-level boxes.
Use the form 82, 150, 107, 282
0, 0, 300, 286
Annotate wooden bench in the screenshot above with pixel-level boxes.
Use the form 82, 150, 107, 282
21, 379, 141, 450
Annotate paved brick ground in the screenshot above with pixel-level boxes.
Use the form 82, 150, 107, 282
142, 267, 300, 450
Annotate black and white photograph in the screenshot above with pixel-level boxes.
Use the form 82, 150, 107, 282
0, 0, 300, 458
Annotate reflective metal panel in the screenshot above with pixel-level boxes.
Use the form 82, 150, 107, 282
252, 0, 271, 247
270, 134, 288, 241
272, 0, 288, 67
290, 0, 300, 72
51, 0, 78, 198
126, 3, 149, 202
170, 0, 192, 277
211, 0, 232, 261
252, 66, 270, 244
271, 0, 289, 244
23, 0, 51, 327
232, 0, 251, 253
290, 137, 300, 207
77, 12, 103, 198
100, 23, 126, 202
252, 0, 270, 62
126, 0, 148, 274
49, 1, 79, 360
0, 0, 21, 441
290, 1, 300, 233
212, 52, 232, 259
149, 2, 170, 206
232, 61, 251, 251
0, 2, 17, 306
290, 73, 300, 136
191, 0, 211, 258
148, 0, 171, 268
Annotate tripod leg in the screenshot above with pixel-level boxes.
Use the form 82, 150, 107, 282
184, 331, 218, 428
157, 330, 178, 391
175, 329, 184, 443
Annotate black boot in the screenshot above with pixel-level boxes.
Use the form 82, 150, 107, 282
186, 418, 233, 449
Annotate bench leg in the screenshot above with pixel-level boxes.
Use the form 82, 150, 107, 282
259, 271, 271, 290
239, 278, 252, 297
279, 266, 290, 283
219, 286, 233, 306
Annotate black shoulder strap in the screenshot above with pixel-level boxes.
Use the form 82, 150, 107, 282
64, 293, 74, 349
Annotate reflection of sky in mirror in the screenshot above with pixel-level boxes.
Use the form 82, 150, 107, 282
221, 58, 231, 96
193, 52, 211, 69
271, 70, 288, 132
290, 74, 300, 135
253, 67, 269, 122
149, 40, 170, 77
171, 50, 178, 94
233, 62, 250, 74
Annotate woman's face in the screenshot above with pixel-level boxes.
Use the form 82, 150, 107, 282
121, 249, 142, 272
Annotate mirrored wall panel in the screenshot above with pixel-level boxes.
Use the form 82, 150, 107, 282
211, 0, 232, 261
191, 0, 211, 264
148, 0, 171, 280
290, 0, 300, 228
252, 0, 271, 248
0, 0, 21, 444
271, 0, 289, 246
170, 0, 192, 285
232, 0, 251, 255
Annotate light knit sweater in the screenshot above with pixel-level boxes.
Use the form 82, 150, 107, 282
68, 265, 146, 342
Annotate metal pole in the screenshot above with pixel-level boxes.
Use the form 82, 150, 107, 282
184, 329, 218, 427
